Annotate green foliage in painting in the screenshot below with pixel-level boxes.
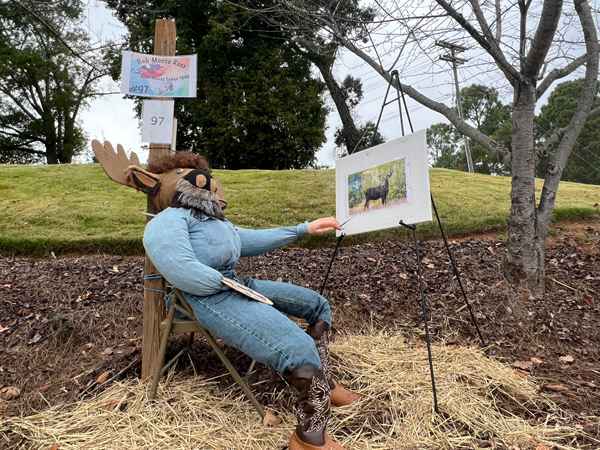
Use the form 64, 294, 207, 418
347, 160, 407, 210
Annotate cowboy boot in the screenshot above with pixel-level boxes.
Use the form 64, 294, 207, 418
287, 366, 345, 450
307, 320, 361, 407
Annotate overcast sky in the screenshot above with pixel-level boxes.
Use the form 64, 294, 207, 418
80, 4, 139, 163
80, 3, 455, 168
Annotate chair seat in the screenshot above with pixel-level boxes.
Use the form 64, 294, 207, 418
162, 317, 202, 334
151, 287, 265, 418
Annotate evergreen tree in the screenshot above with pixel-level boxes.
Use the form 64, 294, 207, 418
106, 0, 328, 169
535, 79, 600, 184
0, 0, 106, 164
333, 75, 385, 157
427, 84, 511, 175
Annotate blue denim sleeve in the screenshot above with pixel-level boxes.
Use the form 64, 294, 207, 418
143, 212, 225, 296
236, 222, 309, 257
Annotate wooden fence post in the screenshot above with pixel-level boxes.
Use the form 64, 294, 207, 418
141, 18, 177, 380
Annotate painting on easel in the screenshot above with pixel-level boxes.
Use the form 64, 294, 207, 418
336, 129, 431, 236
347, 158, 408, 216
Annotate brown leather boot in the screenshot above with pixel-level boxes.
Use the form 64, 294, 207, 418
287, 366, 345, 450
307, 320, 361, 407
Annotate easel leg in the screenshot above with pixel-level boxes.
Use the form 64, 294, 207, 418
430, 194, 486, 347
400, 220, 439, 414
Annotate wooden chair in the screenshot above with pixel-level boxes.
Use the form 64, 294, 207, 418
148, 286, 266, 419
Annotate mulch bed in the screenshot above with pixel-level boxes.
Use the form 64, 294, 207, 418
1, 224, 599, 445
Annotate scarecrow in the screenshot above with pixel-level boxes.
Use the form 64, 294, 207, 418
92, 141, 362, 450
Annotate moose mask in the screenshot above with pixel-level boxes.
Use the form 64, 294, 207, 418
91, 140, 226, 213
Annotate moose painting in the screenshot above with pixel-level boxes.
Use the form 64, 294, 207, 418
364, 169, 394, 209
347, 159, 408, 216
335, 131, 431, 236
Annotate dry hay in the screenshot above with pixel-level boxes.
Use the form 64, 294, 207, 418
1, 332, 595, 450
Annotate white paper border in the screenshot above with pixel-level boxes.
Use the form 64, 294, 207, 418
335, 130, 431, 236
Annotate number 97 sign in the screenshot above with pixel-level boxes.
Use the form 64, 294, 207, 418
141, 100, 175, 144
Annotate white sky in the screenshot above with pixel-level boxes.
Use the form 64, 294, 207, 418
80, 3, 450, 168
80, 2, 574, 168
80, 4, 140, 162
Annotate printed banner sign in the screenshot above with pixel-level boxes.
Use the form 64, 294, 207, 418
141, 100, 175, 144
120, 51, 197, 97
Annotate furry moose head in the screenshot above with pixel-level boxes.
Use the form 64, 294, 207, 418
91, 140, 226, 214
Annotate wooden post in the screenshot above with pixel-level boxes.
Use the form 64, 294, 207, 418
142, 18, 177, 380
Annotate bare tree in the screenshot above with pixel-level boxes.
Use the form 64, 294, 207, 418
247, 0, 599, 297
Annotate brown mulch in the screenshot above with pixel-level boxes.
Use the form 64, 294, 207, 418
1, 224, 599, 444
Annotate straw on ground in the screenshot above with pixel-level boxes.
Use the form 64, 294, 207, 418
1, 331, 595, 449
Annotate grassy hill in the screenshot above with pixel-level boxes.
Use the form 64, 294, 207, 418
1, 163, 599, 256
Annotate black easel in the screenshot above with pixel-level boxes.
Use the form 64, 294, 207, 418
325, 69, 487, 413
399, 220, 439, 413
320, 232, 345, 296
367, 71, 485, 339
430, 195, 486, 347
319, 67, 490, 415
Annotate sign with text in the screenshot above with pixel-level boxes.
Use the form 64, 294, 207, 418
141, 100, 175, 143
120, 51, 197, 97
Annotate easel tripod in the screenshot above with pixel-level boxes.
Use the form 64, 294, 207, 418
322, 69, 486, 414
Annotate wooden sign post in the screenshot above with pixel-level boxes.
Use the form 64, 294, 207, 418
142, 18, 177, 380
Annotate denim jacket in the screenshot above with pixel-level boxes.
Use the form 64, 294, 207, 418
143, 207, 309, 296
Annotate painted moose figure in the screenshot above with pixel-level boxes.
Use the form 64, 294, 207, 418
364, 169, 393, 210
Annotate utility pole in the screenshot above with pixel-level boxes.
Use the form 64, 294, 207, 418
142, 19, 177, 380
436, 40, 474, 173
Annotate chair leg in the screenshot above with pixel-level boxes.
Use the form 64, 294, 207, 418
244, 359, 257, 385
170, 288, 265, 418
198, 326, 266, 419
148, 303, 176, 400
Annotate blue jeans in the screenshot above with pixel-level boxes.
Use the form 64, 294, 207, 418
180, 278, 331, 376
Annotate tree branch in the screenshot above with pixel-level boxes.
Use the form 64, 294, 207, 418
434, 0, 520, 83
0, 124, 41, 142
495, 0, 502, 42
539, 0, 599, 217
0, 83, 40, 121
0, 145, 46, 155
7, 71, 44, 115
468, 0, 499, 51
536, 104, 600, 160
522, 0, 563, 78
536, 53, 587, 97
9, 0, 98, 70
588, 105, 600, 121
336, 34, 512, 168
536, 127, 565, 159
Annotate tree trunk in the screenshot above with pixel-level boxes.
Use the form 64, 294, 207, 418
60, 115, 75, 164
501, 80, 545, 296
45, 139, 59, 164
315, 61, 361, 155
45, 148, 59, 164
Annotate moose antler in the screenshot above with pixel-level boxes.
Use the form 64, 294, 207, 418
91, 140, 141, 186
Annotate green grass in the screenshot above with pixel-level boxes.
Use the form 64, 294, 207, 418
1, 164, 599, 256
